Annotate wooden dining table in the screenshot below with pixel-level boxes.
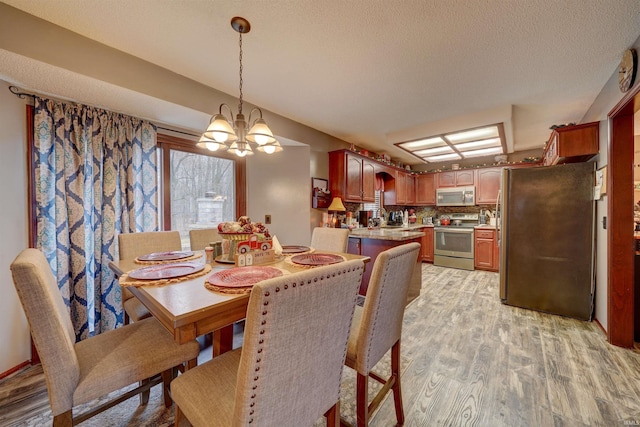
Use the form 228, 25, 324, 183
108, 251, 370, 355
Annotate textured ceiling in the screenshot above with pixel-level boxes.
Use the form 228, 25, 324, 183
2, 0, 640, 165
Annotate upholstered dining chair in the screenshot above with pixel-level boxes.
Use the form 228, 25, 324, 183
171, 259, 366, 427
118, 230, 182, 324
310, 226, 350, 252
10, 248, 200, 427
343, 242, 420, 427
189, 228, 221, 251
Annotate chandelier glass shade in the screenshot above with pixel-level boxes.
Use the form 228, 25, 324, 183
197, 17, 281, 157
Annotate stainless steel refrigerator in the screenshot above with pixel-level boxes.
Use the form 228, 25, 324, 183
498, 162, 595, 320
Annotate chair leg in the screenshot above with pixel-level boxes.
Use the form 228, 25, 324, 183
356, 372, 369, 427
161, 369, 174, 408
325, 401, 340, 427
175, 405, 192, 427
186, 358, 198, 370
53, 410, 72, 427
139, 378, 150, 405
391, 340, 405, 426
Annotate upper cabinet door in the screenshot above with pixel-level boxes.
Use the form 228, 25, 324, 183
437, 171, 456, 187
406, 174, 416, 204
455, 169, 475, 186
345, 153, 363, 201
476, 167, 502, 205
361, 159, 376, 202
415, 173, 436, 205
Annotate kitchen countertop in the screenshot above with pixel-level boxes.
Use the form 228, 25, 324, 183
474, 224, 497, 229
349, 227, 425, 241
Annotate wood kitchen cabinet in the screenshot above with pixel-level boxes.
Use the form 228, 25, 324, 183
474, 228, 498, 271
420, 227, 434, 262
476, 167, 502, 205
542, 121, 599, 166
406, 174, 416, 204
437, 169, 476, 188
384, 170, 416, 206
415, 173, 436, 205
329, 150, 375, 202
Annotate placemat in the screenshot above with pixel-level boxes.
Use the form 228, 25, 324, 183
134, 252, 203, 265
281, 246, 316, 256
284, 253, 346, 269
120, 264, 212, 287
204, 266, 289, 295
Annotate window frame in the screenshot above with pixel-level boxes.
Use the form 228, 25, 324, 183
157, 134, 246, 231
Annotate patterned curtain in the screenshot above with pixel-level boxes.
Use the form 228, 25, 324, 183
33, 96, 158, 341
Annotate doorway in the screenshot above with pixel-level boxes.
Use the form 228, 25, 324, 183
608, 86, 640, 347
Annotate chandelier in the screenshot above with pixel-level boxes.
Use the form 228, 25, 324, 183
197, 17, 282, 157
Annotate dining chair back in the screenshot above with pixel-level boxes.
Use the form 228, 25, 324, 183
117, 231, 182, 323
10, 248, 200, 426
189, 228, 221, 251
171, 259, 366, 427
344, 242, 421, 426
310, 227, 350, 252
118, 230, 183, 260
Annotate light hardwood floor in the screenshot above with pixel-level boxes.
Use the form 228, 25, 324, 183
2, 264, 640, 426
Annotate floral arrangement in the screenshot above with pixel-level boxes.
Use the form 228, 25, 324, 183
217, 216, 271, 238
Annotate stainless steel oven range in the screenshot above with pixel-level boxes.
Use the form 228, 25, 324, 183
434, 213, 478, 270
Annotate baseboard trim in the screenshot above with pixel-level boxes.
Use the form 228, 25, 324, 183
0, 360, 32, 381
594, 318, 607, 335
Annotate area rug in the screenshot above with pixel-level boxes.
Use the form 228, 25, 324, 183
18, 353, 412, 427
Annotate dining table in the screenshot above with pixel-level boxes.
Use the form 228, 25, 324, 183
108, 250, 370, 356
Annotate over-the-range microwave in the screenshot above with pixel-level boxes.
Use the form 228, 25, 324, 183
436, 186, 475, 206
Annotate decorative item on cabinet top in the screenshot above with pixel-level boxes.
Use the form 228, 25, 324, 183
312, 178, 331, 209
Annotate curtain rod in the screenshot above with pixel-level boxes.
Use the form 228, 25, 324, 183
9, 85, 203, 138
9, 85, 35, 99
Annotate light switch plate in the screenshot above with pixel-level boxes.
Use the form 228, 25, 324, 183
265, 214, 271, 224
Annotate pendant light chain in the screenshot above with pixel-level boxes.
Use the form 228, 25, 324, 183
238, 31, 243, 115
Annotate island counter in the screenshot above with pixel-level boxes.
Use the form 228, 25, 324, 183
348, 228, 424, 303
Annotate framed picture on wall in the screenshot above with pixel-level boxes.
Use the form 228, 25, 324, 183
312, 178, 328, 191
312, 178, 330, 208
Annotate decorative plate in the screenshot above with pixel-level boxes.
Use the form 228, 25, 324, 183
207, 266, 284, 288
290, 253, 345, 266
137, 250, 194, 261
128, 262, 205, 280
281, 245, 311, 254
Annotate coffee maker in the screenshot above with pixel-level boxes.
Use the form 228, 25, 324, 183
358, 210, 373, 228
387, 210, 404, 226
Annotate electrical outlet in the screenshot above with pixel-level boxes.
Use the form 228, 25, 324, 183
265, 214, 271, 224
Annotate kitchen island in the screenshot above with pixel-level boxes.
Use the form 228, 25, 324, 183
348, 227, 425, 303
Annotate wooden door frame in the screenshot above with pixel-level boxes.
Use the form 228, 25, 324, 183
607, 84, 640, 347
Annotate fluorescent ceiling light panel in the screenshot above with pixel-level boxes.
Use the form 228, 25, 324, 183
413, 146, 454, 156
398, 137, 444, 150
446, 126, 499, 143
461, 146, 503, 158
454, 137, 502, 151
424, 153, 461, 162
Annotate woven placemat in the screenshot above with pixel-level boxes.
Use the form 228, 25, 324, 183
284, 253, 346, 269
204, 267, 290, 295
121, 264, 212, 287
134, 252, 203, 265
204, 282, 253, 295
281, 246, 316, 257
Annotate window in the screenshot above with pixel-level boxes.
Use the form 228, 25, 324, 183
158, 134, 246, 249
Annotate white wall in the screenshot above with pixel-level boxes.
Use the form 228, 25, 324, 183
247, 146, 312, 246
0, 80, 30, 373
